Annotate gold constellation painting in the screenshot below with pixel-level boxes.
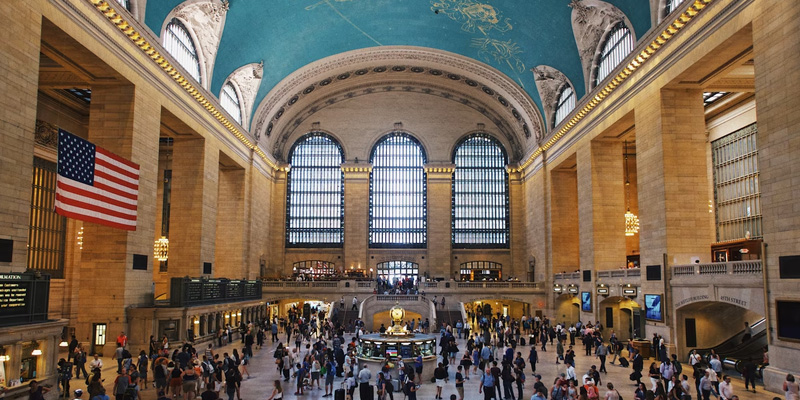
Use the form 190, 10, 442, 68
471, 38, 525, 74
431, 0, 513, 35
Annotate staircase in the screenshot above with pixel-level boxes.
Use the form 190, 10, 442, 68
435, 310, 464, 329
331, 307, 360, 331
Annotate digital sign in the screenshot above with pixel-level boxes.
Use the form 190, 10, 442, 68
0, 273, 50, 327
170, 277, 262, 307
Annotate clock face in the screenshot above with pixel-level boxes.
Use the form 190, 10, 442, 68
391, 308, 403, 320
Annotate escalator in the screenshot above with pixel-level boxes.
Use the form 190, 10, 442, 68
688, 318, 767, 375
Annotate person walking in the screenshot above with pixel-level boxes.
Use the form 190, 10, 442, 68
784, 374, 800, 400
595, 342, 608, 373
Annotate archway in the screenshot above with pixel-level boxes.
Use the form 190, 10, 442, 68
675, 301, 765, 361
464, 299, 532, 326
598, 296, 640, 341
554, 294, 581, 325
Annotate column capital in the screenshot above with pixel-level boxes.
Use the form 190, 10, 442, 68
424, 163, 456, 179
341, 163, 372, 178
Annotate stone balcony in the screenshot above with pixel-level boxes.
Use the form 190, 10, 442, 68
671, 260, 762, 284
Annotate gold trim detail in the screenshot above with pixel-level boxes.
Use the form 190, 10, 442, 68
519, 0, 715, 171
86, 0, 277, 170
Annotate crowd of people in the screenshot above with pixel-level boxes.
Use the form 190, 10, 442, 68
35, 308, 795, 400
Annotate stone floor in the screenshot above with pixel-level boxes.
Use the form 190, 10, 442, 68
57, 334, 782, 400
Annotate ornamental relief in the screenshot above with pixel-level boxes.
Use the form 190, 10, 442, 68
169, 0, 229, 85
532, 65, 572, 132
226, 61, 263, 132
251, 47, 544, 146
269, 80, 524, 162
568, 0, 628, 92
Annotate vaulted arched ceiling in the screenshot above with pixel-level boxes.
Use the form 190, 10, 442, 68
143, 0, 652, 151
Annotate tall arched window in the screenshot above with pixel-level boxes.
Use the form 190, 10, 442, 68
220, 82, 243, 124
452, 133, 509, 247
376, 261, 419, 284
369, 133, 427, 247
116, 0, 131, 11
594, 22, 634, 87
666, 0, 686, 14
286, 133, 344, 247
163, 19, 202, 84
553, 85, 576, 128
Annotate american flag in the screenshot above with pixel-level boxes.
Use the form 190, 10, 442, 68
55, 129, 140, 231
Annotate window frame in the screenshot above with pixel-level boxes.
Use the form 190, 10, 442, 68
285, 132, 345, 248
220, 81, 243, 125
163, 18, 202, 84
593, 21, 635, 88
553, 84, 576, 128
451, 133, 510, 249
369, 132, 428, 248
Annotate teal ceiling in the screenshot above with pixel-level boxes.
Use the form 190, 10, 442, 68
144, 0, 651, 128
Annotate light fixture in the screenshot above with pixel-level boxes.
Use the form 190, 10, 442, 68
31, 343, 42, 356
623, 141, 640, 236
154, 236, 169, 262
59, 340, 69, 347
0, 355, 8, 362
553, 284, 563, 294
77, 226, 84, 250
193, 319, 199, 325
597, 284, 609, 295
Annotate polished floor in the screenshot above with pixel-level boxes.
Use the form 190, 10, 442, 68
60, 333, 780, 400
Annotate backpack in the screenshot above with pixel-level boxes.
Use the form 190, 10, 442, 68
674, 361, 683, 375
123, 386, 137, 400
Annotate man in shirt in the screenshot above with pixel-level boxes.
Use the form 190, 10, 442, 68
89, 354, 104, 373
455, 365, 465, 400
718, 375, 734, 400
479, 368, 496, 400
358, 364, 372, 400
116, 332, 128, 349
595, 342, 608, 373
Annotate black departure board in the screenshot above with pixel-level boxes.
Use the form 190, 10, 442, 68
170, 277, 261, 306
0, 273, 50, 327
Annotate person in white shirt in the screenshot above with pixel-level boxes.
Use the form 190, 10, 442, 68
689, 350, 701, 366
89, 354, 103, 372
566, 364, 577, 382
718, 375, 734, 400
706, 365, 719, 394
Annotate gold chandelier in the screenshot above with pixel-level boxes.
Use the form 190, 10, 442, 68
154, 237, 169, 262
624, 141, 639, 236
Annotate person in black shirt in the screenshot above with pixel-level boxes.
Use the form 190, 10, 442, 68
455, 365, 465, 400
28, 380, 50, 400
200, 385, 218, 400
434, 362, 448, 399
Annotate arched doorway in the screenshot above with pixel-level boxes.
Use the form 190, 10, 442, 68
598, 296, 641, 341
376, 261, 419, 285
675, 301, 765, 360
554, 294, 581, 325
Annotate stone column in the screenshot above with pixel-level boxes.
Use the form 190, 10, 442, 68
508, 168, 528, 279
425, 164, 455, 278
752, 0, 800, 391
215, 166, 246, 279
77, 84, 160, 342
550, 168, 580, 274
341, 164, 372, 271
0, 2, 40, 271
267, 166, 288, 277
635, 88, 712, 343
170, 137, 219, 278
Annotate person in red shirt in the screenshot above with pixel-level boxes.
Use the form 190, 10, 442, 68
117, 332, 128, 348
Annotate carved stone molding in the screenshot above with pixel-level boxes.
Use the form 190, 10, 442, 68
251, 47, 545, 148
569, 0, 629, 92
35, 120, 59, 149
224, 61, 263, 131
269, 79, 525, 162
532, 65, 573, 132
165, 0, 229, 87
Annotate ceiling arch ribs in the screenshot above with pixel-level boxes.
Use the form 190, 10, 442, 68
223, 61, 263, 130
250, 46, 546, 158
532, 65, 576, 132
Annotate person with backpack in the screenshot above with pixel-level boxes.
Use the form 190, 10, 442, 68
113, 369, 131, 400
513, 364, 525, 400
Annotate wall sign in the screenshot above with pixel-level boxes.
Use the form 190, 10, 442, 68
0, 273, 50, 327
170, 277, 262, 307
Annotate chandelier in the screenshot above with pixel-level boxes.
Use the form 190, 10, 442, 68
624, 141, 639, 236
154, 237, 169, 262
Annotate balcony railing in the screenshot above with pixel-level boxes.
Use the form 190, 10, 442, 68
376, 295, 419, 302
597, 269, 641, 278
672, 260, 762, 277
554, 272, 580, 280
261, 280, 542, 291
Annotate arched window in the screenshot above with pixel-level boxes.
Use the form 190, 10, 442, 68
286, 133, 344, 247
666, 0, 686, 14
220, 82, 243, 124
376, 261, 419, 284
553, 85, 576, 128
163, 19, 201, 84
452, 134, 509, 247
369, 133, 427, 247
116, 0, 131, 11
594, 22, 634, 87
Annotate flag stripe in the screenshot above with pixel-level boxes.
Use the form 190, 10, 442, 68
95, 169, 139, 192
56, 188, 137, 216
96, 147, 139, 173
95, 162, 139, 186
55, 193, 137, 219
57, 176, 137, 207
54, 204, 136, 231
94, 178, 139, 200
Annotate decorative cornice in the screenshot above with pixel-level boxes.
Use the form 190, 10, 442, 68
424, 163, 456, 175
519, 0, 715, 172
84, 0, 278, 170
35, 120, 59, 149
341, 164, 373, 173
